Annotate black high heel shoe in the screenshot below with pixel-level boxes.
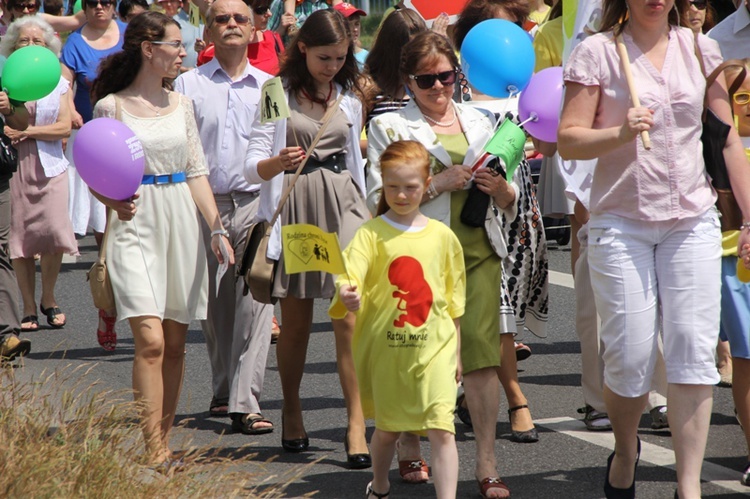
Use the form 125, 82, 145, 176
281, 414, 309, 453
344, 429, 372, 469
604, 437, 641, 499
508, 404, 539, 443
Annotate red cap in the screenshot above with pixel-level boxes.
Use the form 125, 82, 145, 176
334, 2, 366, 17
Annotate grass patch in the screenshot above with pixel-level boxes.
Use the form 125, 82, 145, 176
0, 364, 314, 498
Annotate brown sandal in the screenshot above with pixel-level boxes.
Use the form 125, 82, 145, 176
478, 477, 510, 498
398, 458, 429, 484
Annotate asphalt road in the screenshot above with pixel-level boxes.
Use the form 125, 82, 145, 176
7, 235, 750, 498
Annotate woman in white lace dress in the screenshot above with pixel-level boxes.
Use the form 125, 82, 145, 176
90, 11, 232, 467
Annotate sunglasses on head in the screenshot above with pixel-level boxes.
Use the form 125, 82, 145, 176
85, 0, 114, 7
408, 69, 458, 90
211, 13, 250, 25
690, 0, 707, 10
12, 2, 38, 10
253, 5, 269, 14
734, 92, 750, 106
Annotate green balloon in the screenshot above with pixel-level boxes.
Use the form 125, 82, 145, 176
73, 0, 82, 13
1, 46, 61, 102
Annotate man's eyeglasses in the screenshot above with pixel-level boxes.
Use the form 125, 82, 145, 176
211, 13, 250, 25
12, 2, 39, 11
253, 5, 270, 15
733, 92, 750, 106
85, 0, 114, 8
408, 69, 459, 90
151, 40, 184, 48
689, 0, 707, 10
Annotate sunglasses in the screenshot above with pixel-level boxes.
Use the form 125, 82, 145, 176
12, 2, 38, 10
253, 5, 270, 14
408, 69, 458, 90
734, 92, 750, 106
211, 13, 250, 25
85, 0, 114, 7
689, 0, 707, 10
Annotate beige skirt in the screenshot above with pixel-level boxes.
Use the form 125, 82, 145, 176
272, 168, 368, 299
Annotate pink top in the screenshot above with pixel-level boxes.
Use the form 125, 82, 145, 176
563, 27, 722, 221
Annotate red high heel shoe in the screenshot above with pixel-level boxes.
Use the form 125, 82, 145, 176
97, 309, 117, 352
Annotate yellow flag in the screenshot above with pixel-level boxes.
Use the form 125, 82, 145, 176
260, 77, 290, 124
281, 224, 347, 275
188, 1, 201, 27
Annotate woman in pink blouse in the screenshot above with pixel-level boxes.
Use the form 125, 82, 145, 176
558, 0, 750, 498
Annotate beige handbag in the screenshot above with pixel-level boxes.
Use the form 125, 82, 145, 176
87, 209, 116, 311
239, 93, 345, 304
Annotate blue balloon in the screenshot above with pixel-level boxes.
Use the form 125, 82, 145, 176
461, 19, 536, 98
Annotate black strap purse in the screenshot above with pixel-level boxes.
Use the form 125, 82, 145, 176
0, 127, 18, 177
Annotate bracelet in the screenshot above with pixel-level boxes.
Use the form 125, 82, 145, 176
211, 228, 229, 238
427, 182, 439, 200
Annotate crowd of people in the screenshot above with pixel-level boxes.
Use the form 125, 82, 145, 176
1, 0, 750, 497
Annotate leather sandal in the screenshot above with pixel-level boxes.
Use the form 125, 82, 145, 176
21, 315, 39, 332
97, 309, 116, 352
231, 413, 274, 435
478, 477, 510, 498
396, 440, 428, 483
209, 396, 229, 418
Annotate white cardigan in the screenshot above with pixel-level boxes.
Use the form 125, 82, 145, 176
366, 100, 518, 257
244, 83, 365, 260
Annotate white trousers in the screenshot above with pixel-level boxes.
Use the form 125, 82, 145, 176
587, 210, 721, 398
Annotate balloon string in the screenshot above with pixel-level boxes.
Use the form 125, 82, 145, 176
518, 114, 538, 128
132, 217, 159, 312
499, 87, 520, 124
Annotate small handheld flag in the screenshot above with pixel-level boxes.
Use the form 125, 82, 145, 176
260, 77, 290, 124
281, 224, 347, 275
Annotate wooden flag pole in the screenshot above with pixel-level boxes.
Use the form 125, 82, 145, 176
615, 34, 652, 151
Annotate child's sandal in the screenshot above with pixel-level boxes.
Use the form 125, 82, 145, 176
365, 482, 389, 498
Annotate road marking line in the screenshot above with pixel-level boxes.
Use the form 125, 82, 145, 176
535, 417, 748, 493
549, 270, 574, 289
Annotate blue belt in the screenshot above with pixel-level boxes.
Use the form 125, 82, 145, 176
141, 172, 187, 185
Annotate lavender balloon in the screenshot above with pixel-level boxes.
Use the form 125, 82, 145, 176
517, 67, 564, 143
72, 118, 145, 201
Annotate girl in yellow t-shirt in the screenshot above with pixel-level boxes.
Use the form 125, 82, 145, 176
332, 141, 466, 499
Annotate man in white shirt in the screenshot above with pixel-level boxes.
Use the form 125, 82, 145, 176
175, 0, 274, 435
709, 0, 750, 60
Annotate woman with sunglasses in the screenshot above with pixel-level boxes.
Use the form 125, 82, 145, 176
367, 31, 515, 499
244, 9, 371, 467
60, 0, 126, 351
90, 11, 231, 467
687, 0, 716, 33
4, 0, 88, 35
559, 0, 750, 497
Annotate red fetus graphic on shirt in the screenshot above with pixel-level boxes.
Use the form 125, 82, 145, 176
388, 256, 433, 328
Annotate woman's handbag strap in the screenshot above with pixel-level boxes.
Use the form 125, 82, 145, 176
98, 95, 124, 263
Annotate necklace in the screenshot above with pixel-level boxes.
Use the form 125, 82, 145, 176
136, 92, 166, 116
300, 81, 334, 106
421, 104, 457, 127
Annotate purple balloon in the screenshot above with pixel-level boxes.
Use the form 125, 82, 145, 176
72, 118, 145, 201
518, 67, 564, 143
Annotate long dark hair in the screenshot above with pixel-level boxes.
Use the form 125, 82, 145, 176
599, 0, 690, 36
364, 9, 426, 100
375, 140, 431, 216
279, 9, 361, 103
91, 11, 180, 104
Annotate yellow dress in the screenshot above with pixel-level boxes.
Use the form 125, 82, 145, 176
331, 217, 466, 433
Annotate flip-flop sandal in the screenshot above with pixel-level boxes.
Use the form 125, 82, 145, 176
478, 477, 510, 498
40, 305, 66, 329
21, 315, 39, 332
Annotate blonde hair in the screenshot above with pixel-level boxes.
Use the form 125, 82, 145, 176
376, 140, 431, 216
